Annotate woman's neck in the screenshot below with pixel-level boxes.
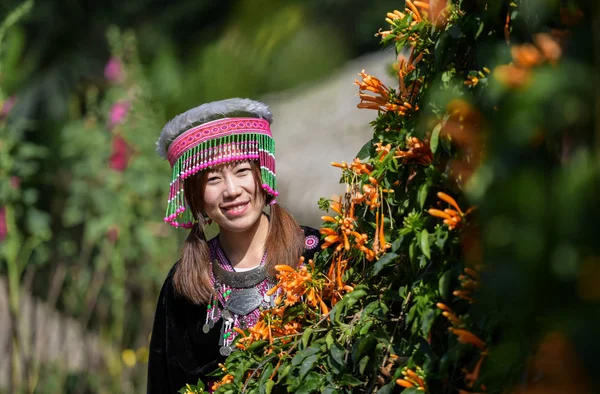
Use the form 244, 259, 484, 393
218, 214, 269, 269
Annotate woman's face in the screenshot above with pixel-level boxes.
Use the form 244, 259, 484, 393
202, 161, 266, 234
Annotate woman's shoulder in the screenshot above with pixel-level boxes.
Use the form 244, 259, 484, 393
156, 261, 180, 299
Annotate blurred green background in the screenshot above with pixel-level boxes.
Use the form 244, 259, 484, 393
0, 0, 398, 392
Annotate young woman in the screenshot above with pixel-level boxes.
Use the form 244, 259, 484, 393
147, 98, 321, 393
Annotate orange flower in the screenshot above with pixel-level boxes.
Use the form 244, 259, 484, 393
464, 75, 479, 87
394, 136, 433, 166
211, 374, 234, 391
533, 33, 562, 64
494, 64, 531, 89
374, 141, 393, 161
350, 158, 373, 175
428, 192, 475, 230
397, 367, 426, 390
437, 302, 461, 325
449, 328, 486, 350
397, 50, 425, 102
511, 43, 544, 68
355, 70, 391, 111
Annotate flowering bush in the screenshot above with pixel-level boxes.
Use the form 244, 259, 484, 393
203, 0, 599, 393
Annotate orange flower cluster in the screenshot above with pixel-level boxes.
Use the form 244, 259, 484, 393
396, 50, 425, 104
495, 33, 562, 89
374, 141, 392, 161
361, 178, 382, 211
436, 302, 462, 326
354, 70, 416, 115
449, 326, 487, 392
464, 67, 491, 87
324, 254, 355, 306
396, 367, 427, 391
449, 328, 486, 351
267, 263, 312, 307
321, 196, 377, 260
211, 374, 234, 392
355, 70, 391, 112
428, 192, 474, 230
331, 158, 373, 175
394, 136, 433, 166
454, 267, 480, 303
235, 261, 324, 351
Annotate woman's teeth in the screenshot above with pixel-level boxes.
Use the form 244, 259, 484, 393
226, 203, 247, 212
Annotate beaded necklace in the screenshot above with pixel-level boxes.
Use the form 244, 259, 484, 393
204, 237, 276, 356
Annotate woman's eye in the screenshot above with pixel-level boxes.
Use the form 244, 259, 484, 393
237, 168, 251, 175
207, 175, 221, 183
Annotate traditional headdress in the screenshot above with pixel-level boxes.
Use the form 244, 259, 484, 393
157, 98, 278, 228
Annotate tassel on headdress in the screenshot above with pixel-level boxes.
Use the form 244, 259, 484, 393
156, 98, 278, 228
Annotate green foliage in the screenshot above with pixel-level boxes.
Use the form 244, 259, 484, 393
206, 0, 600, 393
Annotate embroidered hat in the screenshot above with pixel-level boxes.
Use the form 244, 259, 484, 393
157, 98, 278, 228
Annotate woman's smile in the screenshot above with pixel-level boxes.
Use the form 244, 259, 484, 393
221, 200, 250, 216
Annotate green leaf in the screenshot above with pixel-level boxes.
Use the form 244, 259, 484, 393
292, 346, 320, 366
259, 364, 274, 394
430, 123, 441, 154
421, 309, 436, 335
372, 252, 398, 275
409, 241, 416, 264
276, 364, 291, 384
301, 327, 313, 350
418, 183, 429, 209
352, 336, 375, 364
391, 236, 404, 252
420, 229, 431, 259
438, 269, 453, 302
377, 382, 396, 394
265, 379, 275, 394
296, 371, 322, 394
196, 379, 205, 390
346, 288, 368, 308
358, 355, 370, 375
246, 340, 268, 353
299, 354, 319, 379
338, 374, 363, 386
330, 342, 345, 366
326, 332, 334, 348
356, 140, 372, 159
359, 320, 374, 335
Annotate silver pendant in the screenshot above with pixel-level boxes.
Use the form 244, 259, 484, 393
209, 319, 215, 329
220, 346, 232, 356
222, 309, 232, 320
202, 323, 210, 334
226, 287, 263, 315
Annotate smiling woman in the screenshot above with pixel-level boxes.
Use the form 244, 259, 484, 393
147, 98, 321, 393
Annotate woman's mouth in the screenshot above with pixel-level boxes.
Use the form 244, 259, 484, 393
221, 201, 249, 216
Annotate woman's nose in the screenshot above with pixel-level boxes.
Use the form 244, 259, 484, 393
223, 175, 242, 197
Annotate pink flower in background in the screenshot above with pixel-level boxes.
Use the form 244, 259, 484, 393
109, 134, 133, 172
1, 96, 16, 119
10, 177, 20, 189
106, 226, 120, 243
0, 207, 7, 242
108, 101, 130, 129
104, 56, 124, 82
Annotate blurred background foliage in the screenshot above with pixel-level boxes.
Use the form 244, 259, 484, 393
0, 0, 400, 392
